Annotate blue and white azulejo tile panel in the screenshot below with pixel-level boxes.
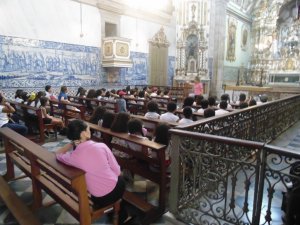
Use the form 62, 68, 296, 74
0, 35, 101, 89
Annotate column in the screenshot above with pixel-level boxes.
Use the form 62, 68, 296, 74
208, 0, 229, 97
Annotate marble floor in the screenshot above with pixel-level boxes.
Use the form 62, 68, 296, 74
0, 121, 299, 225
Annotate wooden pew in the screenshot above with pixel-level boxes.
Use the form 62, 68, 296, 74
131, 114, 179, 138
82, 121, 169, 224
6, 100, 56, 143
124, 97, 148, 115
150, 96, 172, 108
68, 95, 119, 113
0, 127, 121, 225
0, 176, 41, 225
49, 99, 86, 125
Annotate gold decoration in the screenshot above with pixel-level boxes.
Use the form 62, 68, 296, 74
116, 42, 129, 57
104, 42, 113, 57
285, 58, 295, 70
226, 18, 237, 62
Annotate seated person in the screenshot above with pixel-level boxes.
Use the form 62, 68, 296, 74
127, 119, 148, 154
240, 102, 249, 109
235, 93, 247, 105
179, 107, 194, 125
182, 97, 196, 112
111, 112, 131, 158
116, 91, 127, 113
0, 92, 28, 135
249, 99, 257, 106
55, 120, 131, 224
257, 94, 268, 105
197, 99, 209, 114
40, 97, 65, 134
208, 96, 217, 109
204, 108, 215, 118
144, 101, 160, 119
151, 124, 171, 171
160, 102, 179, 123
215, 101, 230, 116
217, 94, 232, 110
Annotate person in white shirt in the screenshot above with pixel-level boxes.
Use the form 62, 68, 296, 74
215, 101, 230, 116
0, 92, 28, 135
217, 94, 232, 110
144, 101, 160, 119
45, 85, 57, 100
160, 102, 179, 123
179, 107, 194, 125
197, 99, 209, 114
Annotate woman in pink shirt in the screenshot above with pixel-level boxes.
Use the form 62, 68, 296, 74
56, 119, 130, 224
193, 76, 203, 96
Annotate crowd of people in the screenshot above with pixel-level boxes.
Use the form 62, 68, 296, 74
0, 84, 270, 224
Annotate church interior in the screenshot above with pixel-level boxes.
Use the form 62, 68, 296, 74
0, 0, 300, 225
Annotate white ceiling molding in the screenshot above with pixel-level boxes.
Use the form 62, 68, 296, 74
71, 0, 174, 25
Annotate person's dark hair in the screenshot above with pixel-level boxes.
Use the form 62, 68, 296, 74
208, 96, 216, 106
200, 99, 209, 109
15, 89, 23, 99
0, 93, 3, 104
154, 124, 170, 146
260, 94, 268, 103
40, 96, 49, 107
167, 102, 177, 112
195, 95, 204, 105
219, 101, 228, 110
157, 89, 162, 96
138, 90, 145, 98
76, 87, 84, 96
183, 106, 193, 119
130, 89, 135, 96
95, 89, 102, 98
220, 94, 230, 102
183, 97, 194, 108
45, 85, 51, 92
34, 91, 46, 107
21, 91, 29, 103
163, 90, 169, 96
204, 108, 215, 118
111, 112, 130, 133
239, 93, 246, 102
249, 99, 257, 106
67, 120, 88, 141
128, 119, 144, 136
101, 112, 116, 128
61, 86, 67, 93
105, 91, 110, 98
89, 106, 106, 125
240, 102, 248, 109
86, 89, 96, 98
147, 101, 159, 113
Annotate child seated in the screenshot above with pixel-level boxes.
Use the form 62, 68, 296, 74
160, 102, 179, 123
40, 97, 65, 134
127, 119, 148, 154
179, 106, 194, 125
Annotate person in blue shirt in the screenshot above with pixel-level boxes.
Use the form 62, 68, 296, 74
116, 91, 127, 113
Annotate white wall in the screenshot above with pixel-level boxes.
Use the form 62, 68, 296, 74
120, 16, 176, 55
0, 0, 101, 47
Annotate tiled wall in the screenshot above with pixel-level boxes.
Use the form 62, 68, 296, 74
0, 35, 175, 97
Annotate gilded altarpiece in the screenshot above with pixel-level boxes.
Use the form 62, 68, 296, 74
251, 0, 300, 86
174, 0, 210, 95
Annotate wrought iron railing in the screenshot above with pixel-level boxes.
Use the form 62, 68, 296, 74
169, 130, 300, 225
169, 95, 300, 225
176, 95, 300, 142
